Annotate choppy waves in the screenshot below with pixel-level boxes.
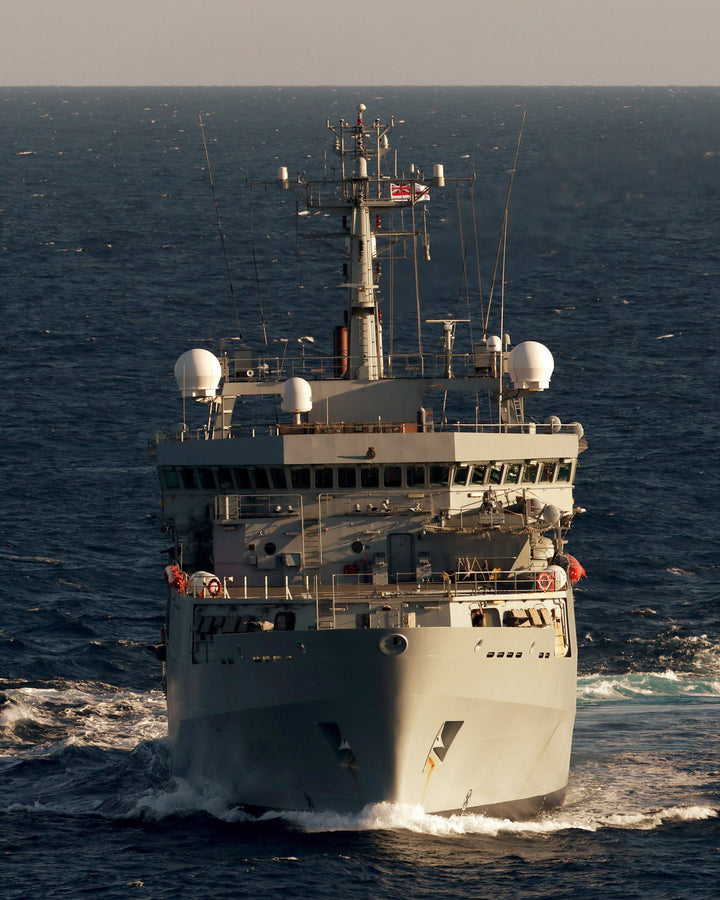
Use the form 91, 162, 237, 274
578, 669, 720, 701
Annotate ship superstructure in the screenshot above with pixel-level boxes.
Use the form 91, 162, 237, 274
155, 105, 586, 817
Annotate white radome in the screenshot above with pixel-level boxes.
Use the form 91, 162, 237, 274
507, 341, 555, 391
174, 349, 222, 398
281, 377, 313, 414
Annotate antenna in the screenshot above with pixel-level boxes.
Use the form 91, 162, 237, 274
199, 114, 243, 341
484, 109, 526, 340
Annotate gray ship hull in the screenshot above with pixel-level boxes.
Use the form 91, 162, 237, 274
166, 619, 576, 816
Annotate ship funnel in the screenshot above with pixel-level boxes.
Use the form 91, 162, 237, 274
174, 349, 222, 399
507, 341, 554, 391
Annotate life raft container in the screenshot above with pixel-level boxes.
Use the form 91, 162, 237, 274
163, 564, 186, 592
565, 553, 586, 584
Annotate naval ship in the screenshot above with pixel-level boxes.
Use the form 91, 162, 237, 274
155, 105, 586, 817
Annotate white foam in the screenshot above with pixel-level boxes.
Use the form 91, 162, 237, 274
1, 683, 166, 753
269, 800, 718, 836
577, 669, 720, 702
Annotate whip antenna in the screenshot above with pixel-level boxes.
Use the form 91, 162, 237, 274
199, 114, 243, 341
484, 109, 526, 339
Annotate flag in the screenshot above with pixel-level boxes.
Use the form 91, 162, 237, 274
390, 182, 430, 202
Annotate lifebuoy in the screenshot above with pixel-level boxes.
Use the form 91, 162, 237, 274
206, 577, 222, 597
537, 571, 554, 592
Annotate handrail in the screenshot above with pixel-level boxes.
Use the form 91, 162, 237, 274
156, 419, 580, 443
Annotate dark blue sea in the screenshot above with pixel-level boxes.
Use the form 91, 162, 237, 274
2, 86, 720, 898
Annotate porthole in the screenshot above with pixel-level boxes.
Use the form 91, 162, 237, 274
351, 540, 363, 554
264, 541, 277, 555
378, 634, 408, 656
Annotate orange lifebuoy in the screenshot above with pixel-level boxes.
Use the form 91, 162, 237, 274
206, 577, 222, 597
537, 571, 554, 592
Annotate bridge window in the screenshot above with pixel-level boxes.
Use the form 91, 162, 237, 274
361, 466, 379, 488
557, 461, 573, 483
217, 467, 234, 490
270, 468, 287, 489
290, 467, 311, 489
522, 463, 539, 484
488, 462, 503, 485
233, 468, 252, 490
315, 467, 333, 489
199, 468, 217, 490
338, 466, 357, 488
384, 465, 402, 488
429, 465, 449, 487
162, 468, 181, 489
453, 464, 470, 486
539, 461, 557, 483
252, 468, 270, 490
470, 464, 487, 485
505, 463, 522, 484
407, 465, 425, 487
181, 468, 197, 489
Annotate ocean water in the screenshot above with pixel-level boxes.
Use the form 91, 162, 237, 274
2, 85, 720, 898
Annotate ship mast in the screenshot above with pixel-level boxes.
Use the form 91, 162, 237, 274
329, 103, 390, 380
282, 103, 436, 383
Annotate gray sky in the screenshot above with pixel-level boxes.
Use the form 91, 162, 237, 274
2, 0, 719, 86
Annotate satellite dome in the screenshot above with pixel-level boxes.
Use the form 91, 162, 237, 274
281, 377, 312, 414
540, 504, 560, 526
174, 349, 222, 399
545, 415, 562, 434
507, 341, 554, 391
487, 334, 503, 352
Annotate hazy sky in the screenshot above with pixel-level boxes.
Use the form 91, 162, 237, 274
2, 0, 719, 86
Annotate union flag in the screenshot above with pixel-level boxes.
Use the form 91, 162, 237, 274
390, 182, 430, 202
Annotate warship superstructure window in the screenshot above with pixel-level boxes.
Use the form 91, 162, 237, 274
315, 467, 333, 489
291, 467, 311, 490
217, 467, 234, 490
470, 464, 487, 485
252, 468, 270, 490
540, 461, 557, 483
488, 462, 504, 485
453, 464, 470, 486
338, 466, 357, 488
199, 468, 216, 490
162, 468, 181, 489
383, 465, 402, 488
505, 463, 522, 485
182, 468, 198, 489
233, 468, 252, 490
270, 468, 287, 489
429, 465, 449, 487
361, 466, 379, 488
522, 462, 539, 484
557, 461, 573, 483
407, 465, 426, 487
